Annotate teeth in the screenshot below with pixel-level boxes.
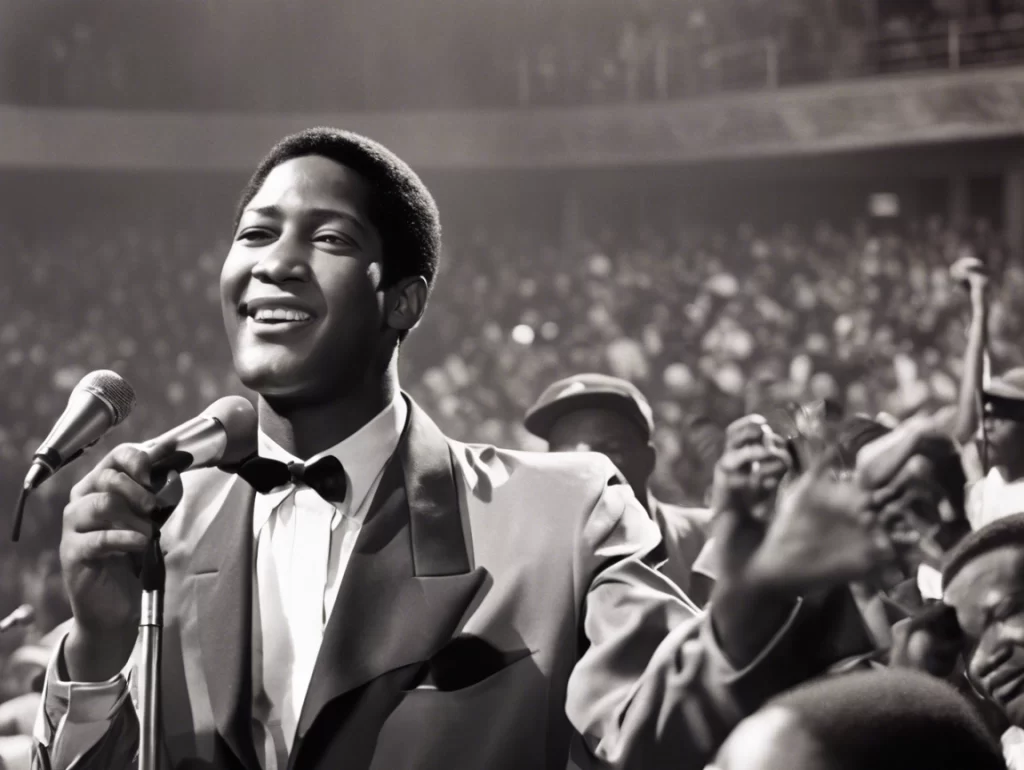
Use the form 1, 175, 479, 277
251, 307, 312, 323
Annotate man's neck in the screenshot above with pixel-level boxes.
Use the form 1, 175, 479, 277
258, 367, 399, 460
1000, 460, 1024, 483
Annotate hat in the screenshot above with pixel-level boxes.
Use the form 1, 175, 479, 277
524, 373, 654, 441
983, 367, 1024, 421
985, 367, 1024, 401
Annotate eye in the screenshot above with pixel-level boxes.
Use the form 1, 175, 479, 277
993, 596, 1024, 623
236, 227, 273, 243
314, 232, 352, 248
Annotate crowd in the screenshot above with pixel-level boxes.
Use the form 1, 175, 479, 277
407, 212, 1020, 501
0, 186, 1018, 593
6, 0, 1024, 111
0, 176, 1022, 763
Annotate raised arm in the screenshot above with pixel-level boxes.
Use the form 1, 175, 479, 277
950, 256, 989, 447
565, 417, 864, 769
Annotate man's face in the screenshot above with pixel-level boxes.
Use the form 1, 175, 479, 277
946, 545, 1024, 726
546, 407, 653, 490
221, 156, 386, 404
982, 415, 1024, 470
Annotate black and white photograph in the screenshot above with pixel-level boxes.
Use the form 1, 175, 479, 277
2, 1, 1024, 768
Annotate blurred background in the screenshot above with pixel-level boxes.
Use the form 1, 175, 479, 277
1, 0, 1024, 734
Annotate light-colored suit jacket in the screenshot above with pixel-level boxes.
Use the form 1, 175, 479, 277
649, 498, 711, 598
35, 398, 816, 770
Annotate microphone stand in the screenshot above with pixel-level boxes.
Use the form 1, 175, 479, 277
138, 530, 165, 770
137, 471, 183, 770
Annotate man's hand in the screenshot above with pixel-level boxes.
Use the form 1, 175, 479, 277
60, 443, 172, 682
707, 415, 798, 668
855, 412, 950, 491
709, 414, 791, 582
950, 255, 989, 304
744, 455, 895, 596
856, 413, 968, 564
889, 603, 963, 679
710, 415, 790, 514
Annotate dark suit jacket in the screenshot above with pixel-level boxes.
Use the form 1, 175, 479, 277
36, 397, 822, 770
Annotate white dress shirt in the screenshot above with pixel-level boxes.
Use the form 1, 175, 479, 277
251, 394, 406, 770
34, 394, 407, 770
967, 467, 1024, 531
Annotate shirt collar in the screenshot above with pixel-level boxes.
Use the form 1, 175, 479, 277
252, 394, 408, 534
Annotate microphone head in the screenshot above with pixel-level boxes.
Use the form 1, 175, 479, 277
0, 604, 35, 632
10, 604, 33, 625
201, 396, 258, 466
75, 370, 136, 426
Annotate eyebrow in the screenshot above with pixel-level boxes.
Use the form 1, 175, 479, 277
243, 204, 367, 234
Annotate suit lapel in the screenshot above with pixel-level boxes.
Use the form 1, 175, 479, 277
291, 396, 486, 761
191, 476, 261, 770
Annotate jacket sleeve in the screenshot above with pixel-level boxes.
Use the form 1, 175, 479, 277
565, 478, 809, 770
32, 633, 139, 770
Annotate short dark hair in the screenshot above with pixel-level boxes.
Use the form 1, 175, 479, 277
768, 670, 1003, 770
943, 512, 1024, 589
235, 127, 442, 294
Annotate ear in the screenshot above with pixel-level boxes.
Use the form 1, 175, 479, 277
640, 441, 657, 479
383, 276, 428, 333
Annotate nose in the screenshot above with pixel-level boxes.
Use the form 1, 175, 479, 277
250, 237, 312, 285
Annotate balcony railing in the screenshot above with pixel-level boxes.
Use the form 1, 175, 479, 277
514, 16, 1024, 106
16, 13, 1024, 112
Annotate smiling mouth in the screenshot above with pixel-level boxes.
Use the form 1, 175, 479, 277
248, 307, 314, 323
239, 300, 317, 327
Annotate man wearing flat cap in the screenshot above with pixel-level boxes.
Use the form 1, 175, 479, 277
949, 257, 1024, 529
525, 374, 712, 601
963, 368, 1024, 529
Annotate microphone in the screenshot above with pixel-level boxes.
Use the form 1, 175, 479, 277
13, 370, 136, 541
23, 370, 136, 492
143, 396, 258, 487
0, 604, 35, 633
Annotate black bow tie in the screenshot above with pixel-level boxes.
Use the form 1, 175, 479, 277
235, 455, 348, 504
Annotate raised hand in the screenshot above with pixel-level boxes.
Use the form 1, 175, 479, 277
855, 411, 952, 491
950, 255, 989, 299
744, 451, 895, 596
709, 414, 791, 520
708, 414, 792, 583
856, 413, 968, 564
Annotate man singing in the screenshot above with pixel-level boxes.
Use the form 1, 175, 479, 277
35, 128, 854, 770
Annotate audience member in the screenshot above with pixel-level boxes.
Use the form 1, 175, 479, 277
943, 513, 1024, 764
967, 369, 1024, 528
711, 669, 1004, 770
524, 373, 712, 600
